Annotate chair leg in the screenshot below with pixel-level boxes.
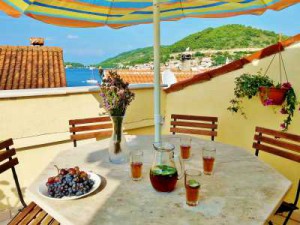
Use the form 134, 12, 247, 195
12, 167, 27, 208
283, 209, 294, 225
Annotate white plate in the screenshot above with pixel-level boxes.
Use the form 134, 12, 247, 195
38, 172, 101, 200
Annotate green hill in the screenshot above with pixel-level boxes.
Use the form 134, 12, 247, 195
97, 24, 287, 68
64, 62, 85, 68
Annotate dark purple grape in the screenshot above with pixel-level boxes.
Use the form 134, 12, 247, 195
76, 191, 83, 196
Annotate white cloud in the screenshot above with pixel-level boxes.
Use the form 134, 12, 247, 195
67, 34, 79, 39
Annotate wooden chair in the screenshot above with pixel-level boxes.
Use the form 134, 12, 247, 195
69, 116, 113, 147
252, 127, 300, 225
170, 114, 218, 141
0, 139, 60, 225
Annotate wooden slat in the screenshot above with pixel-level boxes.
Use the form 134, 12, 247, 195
31, 210, 47, 225
71, 131, 112, 141
69, 116, 110, 125
171, 114, 218, 122
253, 143, 300, 163
20, 205, 42, 225
70, 123, 112, 132
0, 138, 13, 150
170, 127, 217, 137
40, 215, 54, 225
8, 202, 36, 225
0, 158, 18, 174
171, 121, 217, 129
256, 127, 300, 142
51, 220, 60, 225
0, 148, 16, 162
254, 134, 300, 153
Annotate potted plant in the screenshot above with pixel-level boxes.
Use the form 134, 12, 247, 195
228, 72, 299, 131
100, 71, 135, 164
258, 85, 288, 106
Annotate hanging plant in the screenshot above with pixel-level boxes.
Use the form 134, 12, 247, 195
227, 71, 273, 117
228, 44, 300, 131
228, 73, 299, 131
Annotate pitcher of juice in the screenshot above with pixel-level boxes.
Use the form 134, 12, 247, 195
150, 142, 184, 192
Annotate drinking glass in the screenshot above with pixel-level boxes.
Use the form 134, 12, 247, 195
130, 150, 143, 181
185, 169, 201, 206
202, 142, 216, 175
180, 136, 192, 160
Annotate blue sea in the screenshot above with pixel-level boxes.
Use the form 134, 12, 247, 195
66, 68, 103, 87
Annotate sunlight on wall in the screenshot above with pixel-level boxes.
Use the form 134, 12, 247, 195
163, 45, 300, 206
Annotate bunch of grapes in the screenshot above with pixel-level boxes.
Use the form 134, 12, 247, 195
46, 166, 94, 198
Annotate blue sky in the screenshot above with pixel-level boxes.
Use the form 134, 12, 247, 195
1, 4, 299, 65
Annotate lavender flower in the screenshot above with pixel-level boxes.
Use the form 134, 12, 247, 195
99, 70, 135, 116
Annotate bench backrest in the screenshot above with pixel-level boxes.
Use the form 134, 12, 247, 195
69, 116, 112, 147
170, 114, 218, 141
252, 126, 300, 163
0, 139, 18, 174
0, 138, 27, 208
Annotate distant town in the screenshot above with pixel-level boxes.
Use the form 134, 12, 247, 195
65, 47, 260, 72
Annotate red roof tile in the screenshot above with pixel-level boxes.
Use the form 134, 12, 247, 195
165, 34, 300, 93
113, 70, 197, 84
0, 46, 66, 90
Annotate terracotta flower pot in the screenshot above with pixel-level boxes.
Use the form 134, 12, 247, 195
259, 87, 288, 106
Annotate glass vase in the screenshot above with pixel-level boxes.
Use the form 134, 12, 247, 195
109, 116, 128, 164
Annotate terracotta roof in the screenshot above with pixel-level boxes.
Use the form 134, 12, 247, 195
0, 46, 66, 90
114, 70, 198, 84
165, 34, 300, 93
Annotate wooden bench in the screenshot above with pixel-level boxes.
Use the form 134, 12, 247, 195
0, 139, 60, 225
252, 127, 300, 225
170, 114, 218, 141
69, 116, 112, 147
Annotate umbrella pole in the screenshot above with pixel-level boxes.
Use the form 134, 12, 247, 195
153, 0, 161, 143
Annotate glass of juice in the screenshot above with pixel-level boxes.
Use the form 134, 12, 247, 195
180, 136, 192, 160
202, 142, 216, 175
185, 169, 201, 206
130, 150, 143, 181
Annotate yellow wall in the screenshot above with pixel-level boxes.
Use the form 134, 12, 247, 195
0, 87, 164, 148
164, 44, 300, 206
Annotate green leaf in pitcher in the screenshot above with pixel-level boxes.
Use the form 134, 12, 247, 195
188, 179, 200, 188
151, 166, 163, 175
167, 166, 177, 174
151, 165, 177, 176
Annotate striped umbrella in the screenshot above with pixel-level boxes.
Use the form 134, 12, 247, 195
1, 0, 299, 141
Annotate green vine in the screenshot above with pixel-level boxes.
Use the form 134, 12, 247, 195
280, 87, 298, 131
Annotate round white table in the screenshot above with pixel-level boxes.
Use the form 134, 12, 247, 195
27, 135, 291, 225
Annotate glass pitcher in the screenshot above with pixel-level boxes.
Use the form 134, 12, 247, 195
150, 142, 184, 192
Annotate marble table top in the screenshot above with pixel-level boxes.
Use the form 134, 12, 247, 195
27, 135, 291, 225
